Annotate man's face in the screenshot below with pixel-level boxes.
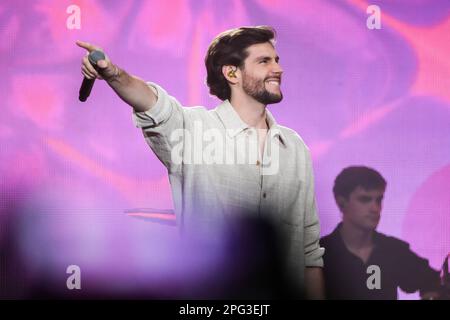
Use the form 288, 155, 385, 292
240, 42, 283, 105
339, 186, 385, 232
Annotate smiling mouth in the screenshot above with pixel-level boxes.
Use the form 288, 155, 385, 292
265, 78, 281, 86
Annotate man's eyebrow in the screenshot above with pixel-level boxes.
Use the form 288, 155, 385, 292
254, 55, 280, 62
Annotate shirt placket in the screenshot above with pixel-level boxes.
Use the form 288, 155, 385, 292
258, 131, 276, 215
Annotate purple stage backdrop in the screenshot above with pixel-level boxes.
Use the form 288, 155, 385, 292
1, 0, 449, 299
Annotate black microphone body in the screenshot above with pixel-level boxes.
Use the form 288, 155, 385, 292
79, 77, 95, 102
79, 50, 106, 102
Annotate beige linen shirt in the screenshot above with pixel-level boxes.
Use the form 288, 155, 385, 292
132, 83, 324, 284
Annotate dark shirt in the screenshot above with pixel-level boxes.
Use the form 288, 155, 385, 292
320, 223, 441, 299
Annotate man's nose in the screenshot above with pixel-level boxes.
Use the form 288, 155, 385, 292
274, 63, 283, 74
370, 201, 382, 213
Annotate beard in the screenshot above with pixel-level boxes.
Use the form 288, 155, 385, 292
242, 72, 283, 105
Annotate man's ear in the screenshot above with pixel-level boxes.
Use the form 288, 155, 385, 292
336, 196, 347, 213
222, 65, 239, 84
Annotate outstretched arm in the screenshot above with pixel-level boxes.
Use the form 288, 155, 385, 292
76, 40, 156, 112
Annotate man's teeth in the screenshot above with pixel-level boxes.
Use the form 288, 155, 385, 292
266, 80, 280, 86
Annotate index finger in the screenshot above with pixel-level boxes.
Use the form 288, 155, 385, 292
76, 40, 97, 52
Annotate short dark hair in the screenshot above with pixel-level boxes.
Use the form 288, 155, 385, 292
333, 166, 387, 200
205, 26, 276, 101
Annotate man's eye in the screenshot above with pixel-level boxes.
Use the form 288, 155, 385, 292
260, 60, 268, 64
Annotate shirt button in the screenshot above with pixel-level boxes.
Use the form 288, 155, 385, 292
262, 192, 267, 198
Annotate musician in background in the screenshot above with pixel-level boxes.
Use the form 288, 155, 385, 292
320, 166, 441, 299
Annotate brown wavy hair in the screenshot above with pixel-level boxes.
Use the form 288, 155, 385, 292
205, 26, 276, 101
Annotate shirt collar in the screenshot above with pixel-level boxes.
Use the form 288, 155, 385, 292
265, 108, 287, 146
331, 222, 383, 248
215, 100, 249, 138
215, 99, 287, 146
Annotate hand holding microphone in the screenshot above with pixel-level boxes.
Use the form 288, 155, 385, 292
76, 40, 118, 102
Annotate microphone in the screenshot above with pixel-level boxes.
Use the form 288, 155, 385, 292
79, 50, 106, 102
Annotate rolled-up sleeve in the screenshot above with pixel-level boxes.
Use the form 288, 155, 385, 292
132, 82, 185, 170
303, 147, 325, 267
133, 83, 177, 128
